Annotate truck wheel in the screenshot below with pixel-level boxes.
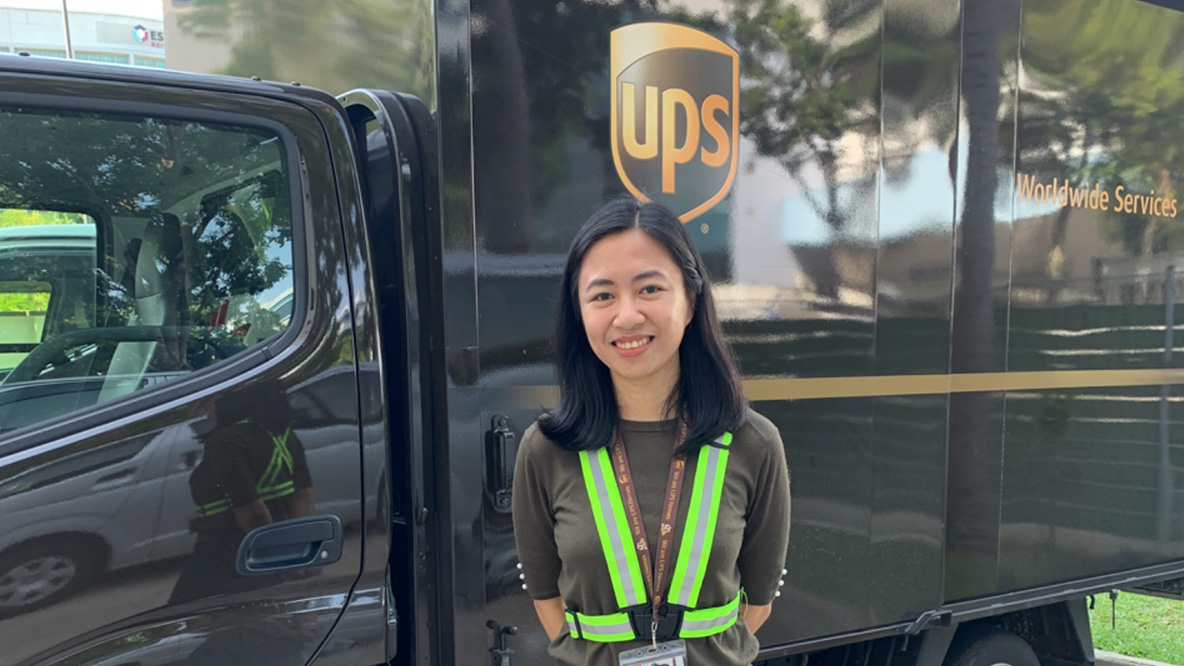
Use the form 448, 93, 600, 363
0, 540, 100, 615
945, 630, 1040, 666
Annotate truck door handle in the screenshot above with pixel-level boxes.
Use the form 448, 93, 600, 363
235, 515, 343, 575
485, 416, 517, 511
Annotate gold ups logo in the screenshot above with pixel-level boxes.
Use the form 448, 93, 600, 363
611, 23, 740, 222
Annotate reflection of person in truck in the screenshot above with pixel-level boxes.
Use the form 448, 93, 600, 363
169, 381, 315, 604
513, 197, 791, 665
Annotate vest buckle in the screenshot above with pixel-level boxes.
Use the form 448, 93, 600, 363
627, 603, 685, 642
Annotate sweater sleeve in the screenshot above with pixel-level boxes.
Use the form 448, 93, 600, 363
736, 418, 791, 605
512, 424, 563, 600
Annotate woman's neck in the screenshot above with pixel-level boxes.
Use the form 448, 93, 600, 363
614, 369, 679, 422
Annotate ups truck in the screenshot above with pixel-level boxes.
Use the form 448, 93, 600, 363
2, 0, 1184, 665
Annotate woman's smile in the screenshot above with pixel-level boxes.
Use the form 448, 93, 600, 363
613, 335, 653, 355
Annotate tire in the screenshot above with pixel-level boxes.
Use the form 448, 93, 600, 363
945, 630, 1040, 666
0, 539, 102, 615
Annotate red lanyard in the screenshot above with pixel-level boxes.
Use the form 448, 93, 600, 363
609, 421, 689, 613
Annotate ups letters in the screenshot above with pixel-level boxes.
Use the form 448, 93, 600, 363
620, 83, 730, 193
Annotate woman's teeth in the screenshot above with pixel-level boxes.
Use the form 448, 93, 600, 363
617, 337, 651, 350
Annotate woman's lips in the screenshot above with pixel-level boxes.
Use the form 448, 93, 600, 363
613, 336, 653, 357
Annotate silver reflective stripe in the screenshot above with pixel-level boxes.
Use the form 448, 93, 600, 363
689, 445, 722, 592
669, 444, 722, 606
585, 450, 645, 608
576, 619, 634, 639
681, 605, 739, 634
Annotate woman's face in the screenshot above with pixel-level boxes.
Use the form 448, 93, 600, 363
577, 229, 693, 391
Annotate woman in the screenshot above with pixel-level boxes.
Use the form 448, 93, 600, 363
513, 197, 791, 666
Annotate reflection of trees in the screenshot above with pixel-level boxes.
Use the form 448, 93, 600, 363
471, 0, 664, 252
946, 0, 1014, 574
724, 0, 879, 232
173, 0, 388, 339
168, 0, 949, 266
467, 0, 890, 260
0, 110, 291, 368
680, 0, 958, 299
174, 0, 435, 101
1018, 0, 1184, 279
1009, 0, 1184, 561
665, 0, 881, 298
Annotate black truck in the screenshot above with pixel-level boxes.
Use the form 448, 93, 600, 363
2, 0, 1184, 665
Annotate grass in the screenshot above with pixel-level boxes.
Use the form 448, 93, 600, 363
1088, 592, 1184, 665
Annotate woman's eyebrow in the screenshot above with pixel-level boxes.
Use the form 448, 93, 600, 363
585, 277, 614, 289
633, 269, 666, 282
584, 270, 667, 290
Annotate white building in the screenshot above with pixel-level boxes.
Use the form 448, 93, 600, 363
0, 0, 164, 68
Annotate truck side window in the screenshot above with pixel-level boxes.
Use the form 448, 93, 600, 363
0, 106, 296, 438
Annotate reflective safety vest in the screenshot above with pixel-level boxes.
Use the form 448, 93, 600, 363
566, 432, 738, 643
195, 426, 297, 518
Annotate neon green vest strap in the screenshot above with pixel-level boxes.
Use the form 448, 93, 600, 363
668, 431, 732, 608
680, 591, 741, 637
565, 591, 741, 642
578, 446, 647, 608
564, 609, 634, 642
571, 432, 735, 642
195, 426, 296, 517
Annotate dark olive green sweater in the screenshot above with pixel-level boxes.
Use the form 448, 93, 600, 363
512, 408, 791, 666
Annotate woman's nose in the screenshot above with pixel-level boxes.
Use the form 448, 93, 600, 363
614, 297, 645, 328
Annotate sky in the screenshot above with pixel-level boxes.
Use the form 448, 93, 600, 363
0, 0, 162, 20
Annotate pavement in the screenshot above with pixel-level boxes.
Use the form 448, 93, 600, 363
1097, 651, 1178, 666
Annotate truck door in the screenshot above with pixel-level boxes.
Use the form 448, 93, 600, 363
0, 59, 370, 666
337, 89, 443, 666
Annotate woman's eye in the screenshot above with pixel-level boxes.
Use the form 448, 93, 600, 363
640, 285, 662, 295
590, 292, 612, 302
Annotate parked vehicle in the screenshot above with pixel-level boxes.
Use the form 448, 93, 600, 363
1, 0, 1184, 665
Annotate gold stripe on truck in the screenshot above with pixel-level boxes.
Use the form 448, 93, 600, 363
748, 368, 1184, 400
498, 368, 1184, 408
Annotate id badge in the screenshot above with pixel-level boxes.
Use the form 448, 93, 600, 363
618, 639, 688, 666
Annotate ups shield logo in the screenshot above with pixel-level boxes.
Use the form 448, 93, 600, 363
611, 23, 739, 222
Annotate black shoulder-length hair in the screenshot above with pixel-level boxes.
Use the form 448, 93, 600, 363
539, 196, 747, 454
